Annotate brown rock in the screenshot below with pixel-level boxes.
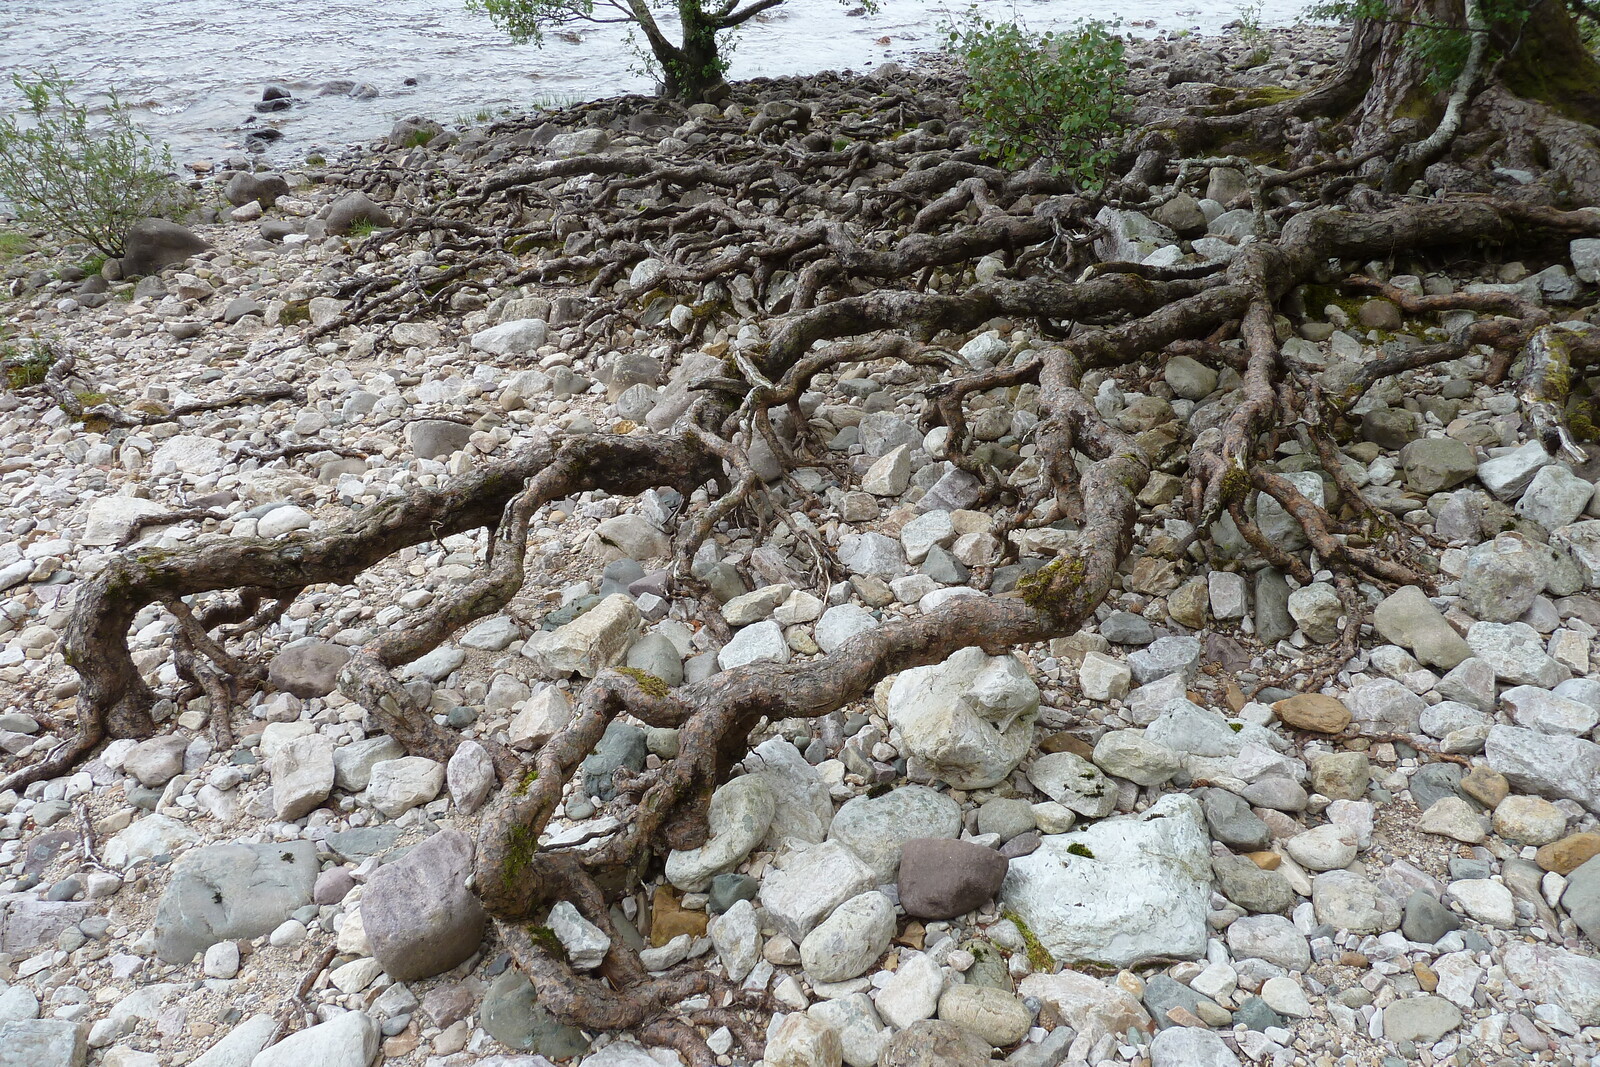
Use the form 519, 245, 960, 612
1536, 832, 1600, 875
1461, 765, 1510, 809
1358, 299, 1402, 331
897, 838, 1009, 920
1413, 961, 1439, 992
1038, 732, 1095, 759
650, 885, 708, 946
1340, 951, 1370, 968
1273, 694, 1352, 734
363, 829, 486, 982
1247, 851, 1282, 871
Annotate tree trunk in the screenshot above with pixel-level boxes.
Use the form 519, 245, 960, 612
656, 3, 729, 103
1351, 0, 1600, 197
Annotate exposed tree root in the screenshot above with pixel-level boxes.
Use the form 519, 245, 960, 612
16, 45, 1600, 1059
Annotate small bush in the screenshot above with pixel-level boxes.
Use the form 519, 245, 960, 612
945, 13, 1129, 187
0, 71, 183, 257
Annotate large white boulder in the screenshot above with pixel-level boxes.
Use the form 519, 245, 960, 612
1000, 793, 1211, 966
886, 647, 1038, 789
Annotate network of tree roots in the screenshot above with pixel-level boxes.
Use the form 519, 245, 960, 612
10, 12, 1600, 1065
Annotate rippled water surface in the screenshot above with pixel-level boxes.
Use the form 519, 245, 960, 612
2, 0, 1311, 162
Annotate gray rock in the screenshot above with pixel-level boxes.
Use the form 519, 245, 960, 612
268, 639, 351, 698
523, 594, 640, 678
1126, 636, 1201, 686
581, 721, 648, 801
1149, 1026, 1241, 1067
1467, 621, 1567, 687
1436, 658, 1497, 713
1486, 724, 1600, 811
665, 774, 776, 891
839, 532, 907, 578
270, 734, 335, 820
325, 191, 394, 235
365, 755, 444, 816
122, 735, 188, 788
1144, 974, 1227, 1030
1399, 438, 1477, 495
1001, 794, 1210, 966
0, 1019, 84, 1067
548, 900, 610, 970
1478, 442, 1552, 501
1562, 855, 1600, 946
815, 604, 877, 653
717, 619, 791, 669
709, 898, 760, 982
1502, 942, 1600, 1025
333, 735, 404, 793
1504, 684, 1600, 735
624, 633, 684, 685
1462, 534, 1548, 622
759, 840, 877, 941
1287, 582, 1342, 643
828, 785, 960, 883
810, 993, 890, 1067
152, 841, 317, 963
480, 969, 589, 1057
1212, 853, 1297, 914
1410, 765, 1466, 812
121, 218, 208, 276
223, 171, 289, 208
1197, 788, 1271, 851
1025, 751, 1116, 818
1225, 913, 1311, 970
363, 829, 486, 982
1402, 890, 1461, 944
1091, 730, 1179, 786
249, 1011, 377, 1067
1312, 870, 1402, 934
1518, 464, 1595, 530
888, 647, 1038, 789
1383, 996, 1462, 1043
1253, 569, 1295, 644
446, 740, 496, 814
189, 1013, 276, 1067
879, 1019, 992, 1067
799, 890, 895, 982
406, 419, 473, 460
1100, 611, 1154, 645
1372, 586, 1471, 669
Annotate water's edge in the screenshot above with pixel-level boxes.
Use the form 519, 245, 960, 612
2, 0, 1311, 165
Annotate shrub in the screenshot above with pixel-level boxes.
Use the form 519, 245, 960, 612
0, 71, 183, 257
945, 13, 1129, 187
940, 13, 1132, 187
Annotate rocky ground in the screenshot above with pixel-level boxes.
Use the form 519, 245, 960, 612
1, 22, 1599, 1067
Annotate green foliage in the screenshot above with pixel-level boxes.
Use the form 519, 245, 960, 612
1065, 842, 1096, 858
0, 230, 31, 257
944, 12, 1129, 187
347, 218, 379, 238
2, 341, 53, 391
0, 71, 183, 257
1236, 0, 1267, 44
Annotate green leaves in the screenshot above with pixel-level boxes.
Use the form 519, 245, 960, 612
0, 71, 182, 257
945, 13, 1128, 188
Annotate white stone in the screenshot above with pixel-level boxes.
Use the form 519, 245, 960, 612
886, 647, 1038, 789
1000, 793, 1211, 966
363, 756, 444, 817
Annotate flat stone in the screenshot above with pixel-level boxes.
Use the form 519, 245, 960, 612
1001, 793, 1210, 966
1372, 586, 1471, 669
0, 1019, 85, 1067
1383, 996, 1462, 1043
478, 967, 589, 1058
522, 594, 640, 678
898, 838, 1009, 920
152, 841, 317, 964
1149, 1027, 1241, 1067
665, 774, 777, 892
